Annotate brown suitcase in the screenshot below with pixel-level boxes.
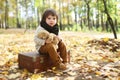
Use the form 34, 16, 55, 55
18, 51, 70, 73
18, 52, 54, 73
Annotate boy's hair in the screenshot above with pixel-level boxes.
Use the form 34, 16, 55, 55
40, 9, 58, 23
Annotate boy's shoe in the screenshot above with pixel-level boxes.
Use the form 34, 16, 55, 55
58, 63, 67, 70
63, 62, 70, 67
64, 63, 69, 67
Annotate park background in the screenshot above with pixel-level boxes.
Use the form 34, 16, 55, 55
0, 0, 120, 80
1, 0, 120, 34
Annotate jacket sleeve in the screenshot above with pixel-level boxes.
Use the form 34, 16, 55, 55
34, 26, 46, 46
34, 35, 45, 46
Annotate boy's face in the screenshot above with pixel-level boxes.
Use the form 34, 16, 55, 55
46, 15, 57, 27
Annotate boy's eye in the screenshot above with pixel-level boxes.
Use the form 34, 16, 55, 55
48, 18, 51, 19
47, 16, 56, 20
53, 18, 56, 20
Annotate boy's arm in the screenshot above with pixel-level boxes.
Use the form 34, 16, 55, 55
34, 35, 45, 45
34, 26, 46, 45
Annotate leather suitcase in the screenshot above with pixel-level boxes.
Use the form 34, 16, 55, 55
18, 51, 70, 73
18, 52, 54, 73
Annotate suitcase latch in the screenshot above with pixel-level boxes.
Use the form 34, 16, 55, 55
40, 57, 44, 63
33, 56, 36, 62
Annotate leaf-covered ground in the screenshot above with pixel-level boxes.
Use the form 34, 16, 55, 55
0, 29, 120, 80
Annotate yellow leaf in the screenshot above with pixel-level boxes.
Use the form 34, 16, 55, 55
75, 56, 83, 61
30, 74, 43, 80
1, 71, 9, 75
52, 67, 56, 70
95, 71, 101, 76
102, 38, 109, 42
9, 61, 14, 65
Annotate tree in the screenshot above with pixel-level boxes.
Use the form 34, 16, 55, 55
103, 0, 117, 39
16, 0, 21, 28
84, 0, 91, 30
5, 0, 9, 29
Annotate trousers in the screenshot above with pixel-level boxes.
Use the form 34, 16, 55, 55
39, 41, 67, 66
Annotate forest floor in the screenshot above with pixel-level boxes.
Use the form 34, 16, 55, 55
0, 29, 120, 80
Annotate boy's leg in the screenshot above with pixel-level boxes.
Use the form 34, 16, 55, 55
39, 43, 61, 65
39, 43, 67, 70
58, 41, 68, 63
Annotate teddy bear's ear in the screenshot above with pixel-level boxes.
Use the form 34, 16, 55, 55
37, 31, 48, 39
52, 37, 59, 44
37, 33, 43, 39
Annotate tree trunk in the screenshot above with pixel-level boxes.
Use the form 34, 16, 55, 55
84, 0, 91, 30
115, 19, 118, 31
74, 7, 77, 31
103, 0, 117, 39
0, 20, 1, 28
5, 0, 9, 29
16, 0, 21, 28
37, 7, 40, 26
86, 3, 90, 30
96, 0, 100, 31
101, 13, 105, 31
59, 0, 62, 30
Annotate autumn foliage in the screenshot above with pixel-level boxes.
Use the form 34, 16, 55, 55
0, 29, 120, 80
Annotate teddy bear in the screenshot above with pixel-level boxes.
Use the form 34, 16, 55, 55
37, 30, 49, 40
48, 33, 59, 50
37, 30, 59, 50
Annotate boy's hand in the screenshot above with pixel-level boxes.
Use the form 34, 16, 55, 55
56, 36, 62, 41
45, 39, 52, 43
